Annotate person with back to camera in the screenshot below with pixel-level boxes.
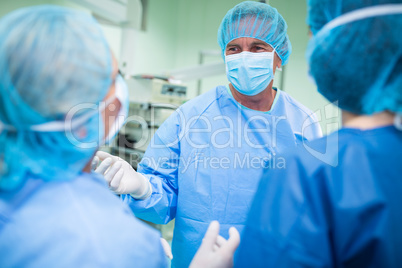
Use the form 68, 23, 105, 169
0, 5, 239, 268
235, 0, 402, 267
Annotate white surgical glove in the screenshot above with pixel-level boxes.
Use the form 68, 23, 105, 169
93, 151, 152, 199
160, 238, 173, 260
190, 221, 240, 268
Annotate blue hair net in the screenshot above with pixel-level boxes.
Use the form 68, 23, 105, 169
217, 1, 292, 65
306, 1, 402, 115
0, 5, 112, 191
307, 0, 402, 34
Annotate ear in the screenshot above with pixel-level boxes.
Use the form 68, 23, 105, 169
273, 53, 282, 73
276, 56, 282, 69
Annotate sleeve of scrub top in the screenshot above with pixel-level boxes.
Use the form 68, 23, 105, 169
121, 109, 182, 225
234, 155, 333, 268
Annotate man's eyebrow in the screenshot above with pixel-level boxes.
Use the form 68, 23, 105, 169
250, 41, 270, 47
226, 43, 240, 48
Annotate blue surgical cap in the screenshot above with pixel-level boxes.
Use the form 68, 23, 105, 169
218, 1, 292, 65
307, 0, 402, 34
306, 0, 402, 115
0, 5, 112, 191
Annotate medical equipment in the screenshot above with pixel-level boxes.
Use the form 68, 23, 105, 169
104, 76, 184, 169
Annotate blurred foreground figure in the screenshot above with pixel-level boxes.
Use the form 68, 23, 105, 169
0, 5, 238, 268
236, 0, 402, 267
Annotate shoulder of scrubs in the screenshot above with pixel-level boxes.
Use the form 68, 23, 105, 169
0, 173, 166, 268
235, 126, 402, 267
181, 85, 229, 115
142, 85, 229, 149
273, 90, 323, 140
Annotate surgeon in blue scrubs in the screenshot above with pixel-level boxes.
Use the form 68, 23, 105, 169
95, 1, 322, 267
235, 0, 402, 267
0, 5, 168, 267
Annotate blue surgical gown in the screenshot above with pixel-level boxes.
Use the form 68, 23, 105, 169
235, 126, 402, 267
0, 172, 166, 268
122, 85, 322, 267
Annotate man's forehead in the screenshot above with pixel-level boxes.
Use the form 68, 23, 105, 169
227, 37, 270, 47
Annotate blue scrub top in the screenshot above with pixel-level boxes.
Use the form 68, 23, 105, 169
122, 85, 322, 267
235, 126, 402, 267
0, 172, 166, 268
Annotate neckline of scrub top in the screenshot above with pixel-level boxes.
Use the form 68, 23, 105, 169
340, 125, 399, 136
225, 84, 281, 114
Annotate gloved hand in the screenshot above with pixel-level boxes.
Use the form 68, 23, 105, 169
92, 151, 152, 199
160, 238, 173, 260
190, 221, 240, 268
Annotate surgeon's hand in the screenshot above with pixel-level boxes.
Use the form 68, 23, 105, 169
190, 221, 240, 268
93, 151, 152, 199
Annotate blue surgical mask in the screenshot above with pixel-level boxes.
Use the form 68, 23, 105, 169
225, 51, 275, 96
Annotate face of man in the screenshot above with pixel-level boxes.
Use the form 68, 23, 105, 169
225, 37, 282, 74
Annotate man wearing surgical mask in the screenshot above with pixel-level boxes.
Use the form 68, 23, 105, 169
96, 2, 322, 267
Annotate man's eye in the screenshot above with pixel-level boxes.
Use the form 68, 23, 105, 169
228, 47, 237, 51
256, 46, 264, 50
